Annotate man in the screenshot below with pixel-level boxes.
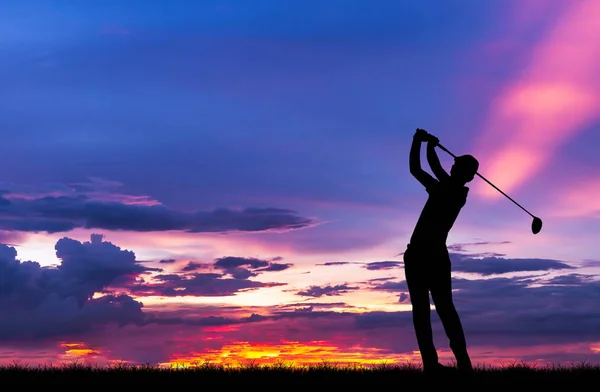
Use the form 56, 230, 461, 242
404, 128, 479, 373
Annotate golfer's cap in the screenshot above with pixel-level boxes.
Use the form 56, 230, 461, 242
455, 155, 479, 171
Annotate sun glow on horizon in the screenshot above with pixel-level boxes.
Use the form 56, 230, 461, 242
160, 340, 419, 368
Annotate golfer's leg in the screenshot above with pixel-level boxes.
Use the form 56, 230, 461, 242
429, 261, 472, 370
405, 261, 438, 368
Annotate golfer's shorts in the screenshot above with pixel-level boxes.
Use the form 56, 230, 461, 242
403, 243, 450, 265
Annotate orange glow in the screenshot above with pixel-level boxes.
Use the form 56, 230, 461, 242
60, 343, 101, 359
161, 341, 418, 368
203, 325, 240, 333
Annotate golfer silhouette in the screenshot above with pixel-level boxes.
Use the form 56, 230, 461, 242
403, 128, 478, 374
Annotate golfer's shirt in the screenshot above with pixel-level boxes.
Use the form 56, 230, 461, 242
410, 179, 469, 247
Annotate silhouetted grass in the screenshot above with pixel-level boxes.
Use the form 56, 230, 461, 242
1, 359, 599, 388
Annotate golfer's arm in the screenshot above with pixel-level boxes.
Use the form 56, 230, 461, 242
427, 142, 450, 181
410, 138, 437, 188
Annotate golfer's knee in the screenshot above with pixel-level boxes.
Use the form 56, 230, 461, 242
435, 301, 458, 317
412, 304, 430, 317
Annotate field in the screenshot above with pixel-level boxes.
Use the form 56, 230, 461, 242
1, 361, 599, 388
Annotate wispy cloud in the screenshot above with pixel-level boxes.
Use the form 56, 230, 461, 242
362, 261, 403, 271
296, 284, 359, 298
473, 0, 600, 199
450, 254, 575, 276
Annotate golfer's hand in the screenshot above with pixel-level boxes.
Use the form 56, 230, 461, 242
414, 128, 429, 142
427, 134, 440, 147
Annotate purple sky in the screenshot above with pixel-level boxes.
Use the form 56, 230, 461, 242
1, 0, 600, 367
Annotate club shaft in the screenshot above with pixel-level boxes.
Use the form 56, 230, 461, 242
437, 143, 536, 219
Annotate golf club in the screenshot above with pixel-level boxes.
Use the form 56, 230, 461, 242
436, 142, 543, 235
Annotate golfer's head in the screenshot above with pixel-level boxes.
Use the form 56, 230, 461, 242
451, 155, 479, 183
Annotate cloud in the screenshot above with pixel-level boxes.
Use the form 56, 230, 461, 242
214, 256, 293, 275
128, 272, 285, 297
0, 235, 291, 343
316, 261, 352, 266
366, 271, 600, 344
159, 259, 176, 264
472, 0, 600, 199
447, 241, 511, 255
257, 263, 293, 272
214, 256, 270, 270
53, 233, 162, 305
277, 302, 355, 311
539, 274, 596, 285
228, 268, 258, 280
449, 275, 600, 342
296, 284, 359, 298
366, 277, 395, 282
127, 255, 293, 295
0, 195, 10, 207
6, 266, 600, 365
450, 254, 574, 276
363, 261, 403, 270
147, 313, 269, 327
0, 235, 153, 341
370, 281, 408, 292
0, 192, 317, 234
181, 262, 211, 272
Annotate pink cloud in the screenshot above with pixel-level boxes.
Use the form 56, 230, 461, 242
472, 0, 600, 199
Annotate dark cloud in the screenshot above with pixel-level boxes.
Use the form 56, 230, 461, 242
316, 261, 352, 266
449, 275, 600, 342
366, 277, 395, 282
445, 241, 512, 259
213, 256, 293, 276
354, 311, 413, 330
447, 241, 511, 253
296, 284, 359, 298
0, 235, 153, 341
127, 255, 293, 295
0, 294, 147, 342
228, 268, 258, 280
147, 312, 269, 327
450, 254, 575, 276
541, 274, 596, 285
0, 193, 317, 234
0, 235, 290, 343
127, 272, 284, 297
214, 256, 269, 270
278, 302, 354, 310
370, 280, 408, 291
181, 261, 211, 272
363, 261, 403, 270
257, 263, 292, 272
159, 259, 176, 264
0, 195, 11, 207
581, 259, 600, 268
366, 271, 600, 344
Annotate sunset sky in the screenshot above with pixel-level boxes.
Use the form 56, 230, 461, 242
2, 0, 600, 368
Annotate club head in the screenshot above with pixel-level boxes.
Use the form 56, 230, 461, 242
531, 216, 543, 234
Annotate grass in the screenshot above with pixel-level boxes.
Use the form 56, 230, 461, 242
1, 359, 599, 388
